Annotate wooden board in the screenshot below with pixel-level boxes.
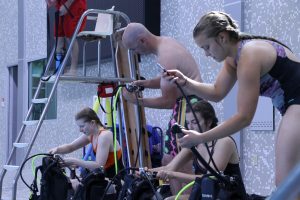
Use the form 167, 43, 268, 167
114, 31, 151, 168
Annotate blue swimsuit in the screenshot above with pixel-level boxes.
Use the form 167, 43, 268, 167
235, 39, 300, 115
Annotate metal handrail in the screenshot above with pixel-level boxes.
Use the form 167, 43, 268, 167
0, 46, 56, 199
0, 9, 130, 200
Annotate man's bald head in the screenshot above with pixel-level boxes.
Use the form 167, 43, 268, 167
122, 23, 151, 50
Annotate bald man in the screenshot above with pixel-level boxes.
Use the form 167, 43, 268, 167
122, 24, 202, 192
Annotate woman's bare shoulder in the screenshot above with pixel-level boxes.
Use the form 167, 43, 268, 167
216, 137, 236, 149
98, 129, 113, 141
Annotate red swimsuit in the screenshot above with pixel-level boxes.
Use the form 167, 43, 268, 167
54, 0, 87, 37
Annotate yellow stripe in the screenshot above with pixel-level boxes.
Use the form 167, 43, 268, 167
105, 98, 112, 127
179, 98, 186, 125
93, 96, 100, 113
176, 98, 187, 152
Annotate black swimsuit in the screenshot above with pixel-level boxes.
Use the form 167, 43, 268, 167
235, 39, 300, 115
192, 137, 246, 197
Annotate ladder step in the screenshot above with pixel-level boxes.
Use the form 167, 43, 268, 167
41, 75, 57, 83
32, 98, 48, 104
3, 165, 19, 171
23, 120, 38, 126
13, 142, 29, 148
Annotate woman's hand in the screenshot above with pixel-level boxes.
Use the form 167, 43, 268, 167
162, 70, 188, 87
48, 147, 59, 154
178, 129, 203, 148
156, 170, 174, 182
59, 5, 68, 16
148, 166, 167, 173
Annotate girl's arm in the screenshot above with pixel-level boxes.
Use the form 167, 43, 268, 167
163, 60, 236, 102
157, 166, 203, 183
150, 148, 193, 173
49, 135, 90, 154
167, 148, 193, 171
64, 131, 113, 170
93, 131, 112, 169
165, 171, 203, 183
178, 44, 262, 148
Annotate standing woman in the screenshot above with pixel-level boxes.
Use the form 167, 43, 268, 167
164, 11, 300, 186
49, 107, 123, 179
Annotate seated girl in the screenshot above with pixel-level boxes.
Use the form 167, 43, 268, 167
49, 107, 123, 181
151, 100, 246, 200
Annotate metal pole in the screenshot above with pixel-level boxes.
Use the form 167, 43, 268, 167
97, 41, 101, 76
114, 42, 132, 168
0, 46, 55, 199
83, 42, 87, 76
127, 50, 144, 168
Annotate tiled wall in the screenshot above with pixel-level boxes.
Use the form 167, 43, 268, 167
1, 0, 300, 196
0, 0, 19, 168
26, 1, 47, 62
0, 0, 47, 166
242, 0, 300, 195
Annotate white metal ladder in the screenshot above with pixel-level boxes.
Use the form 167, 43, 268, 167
0, 9, 131, 200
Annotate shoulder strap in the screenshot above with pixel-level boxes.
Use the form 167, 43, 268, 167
208, 140, 217, 164
234, 40, 248, 65
40, 160, 57, 199
228, 136, 238, 151
30, 165, 43, 195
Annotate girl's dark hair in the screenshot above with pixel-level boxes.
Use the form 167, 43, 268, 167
193, 11, 290, 49
186, 100, 218, 129
75, 107, 104, 127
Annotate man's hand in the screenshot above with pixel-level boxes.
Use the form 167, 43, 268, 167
59, 4, 68, 16
45, 0, 56, 8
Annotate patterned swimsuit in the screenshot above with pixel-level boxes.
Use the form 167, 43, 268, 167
235, 39, 300, 115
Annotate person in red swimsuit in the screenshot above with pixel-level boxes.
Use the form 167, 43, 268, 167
47, 0, 87, 75
49, 107, 123, 181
